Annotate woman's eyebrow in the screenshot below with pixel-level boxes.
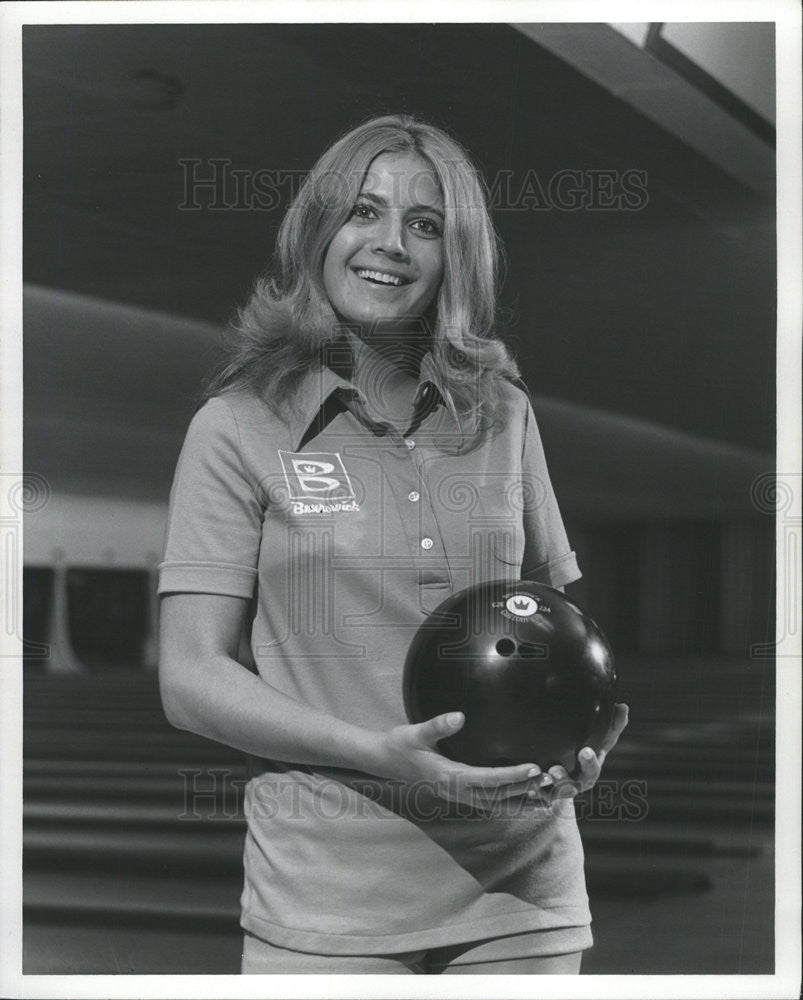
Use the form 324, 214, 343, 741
410, 202, 445, 219
357, 190, 444, 218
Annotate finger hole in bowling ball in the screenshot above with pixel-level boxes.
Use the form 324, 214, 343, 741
495, 639, 515, 656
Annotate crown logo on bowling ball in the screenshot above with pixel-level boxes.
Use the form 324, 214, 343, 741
504, 594, 539, 617
300, 464, 319, 474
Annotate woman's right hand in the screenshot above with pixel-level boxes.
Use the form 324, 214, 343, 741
374, 712, 549, 810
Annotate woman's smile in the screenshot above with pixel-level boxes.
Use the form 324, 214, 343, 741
352, 267, 412, 287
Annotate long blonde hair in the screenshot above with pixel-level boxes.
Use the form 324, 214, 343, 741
205, 115, 521, 435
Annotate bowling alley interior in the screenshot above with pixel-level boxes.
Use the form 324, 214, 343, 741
15, 19, 783, 977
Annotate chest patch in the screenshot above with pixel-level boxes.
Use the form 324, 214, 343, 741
278, 450, 358, 510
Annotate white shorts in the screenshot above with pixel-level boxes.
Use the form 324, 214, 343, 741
241, 924, 593, 974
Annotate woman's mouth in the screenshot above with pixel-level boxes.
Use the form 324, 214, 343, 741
354, 268, 410, 287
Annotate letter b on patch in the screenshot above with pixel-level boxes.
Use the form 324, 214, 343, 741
278, 451, 356, 501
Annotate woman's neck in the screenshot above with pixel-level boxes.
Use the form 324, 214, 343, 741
355, 324, 429, 374
349, 332, 424, 432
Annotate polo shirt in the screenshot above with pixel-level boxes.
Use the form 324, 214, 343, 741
158, 335, 590, 955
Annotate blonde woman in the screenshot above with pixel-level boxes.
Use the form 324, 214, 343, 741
158, 115, 628, 975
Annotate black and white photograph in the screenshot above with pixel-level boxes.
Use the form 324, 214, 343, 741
1, 1, 800, 997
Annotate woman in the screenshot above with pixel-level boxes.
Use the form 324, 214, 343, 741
158, 114, 628, 975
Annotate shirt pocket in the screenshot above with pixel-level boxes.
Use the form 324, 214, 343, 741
468, 482, 526, 581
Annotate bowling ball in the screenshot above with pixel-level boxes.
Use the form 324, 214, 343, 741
403, 580, 617, 770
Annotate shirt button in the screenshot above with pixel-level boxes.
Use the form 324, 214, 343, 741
405, 439, 416, 450
408, 491, 420, 502
421, 537, 434, 550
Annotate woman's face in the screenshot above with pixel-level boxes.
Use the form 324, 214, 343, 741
322, 151, 445, 330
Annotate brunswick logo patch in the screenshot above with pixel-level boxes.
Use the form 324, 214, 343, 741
278, 451, 359, 513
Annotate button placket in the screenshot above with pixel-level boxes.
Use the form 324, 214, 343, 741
399, 444, 435, 553
402, 447, 426, 545
400, 450, 452, 602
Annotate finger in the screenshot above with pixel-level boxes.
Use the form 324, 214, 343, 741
600, 703, 630, 754
458, 762, 543, 788
576, 746, 602, 789
411, 711, 465, 747
490, 788, 552, 811
546, 765, 580, 798
613, 702, 630, 732
531, 781, 573, 807
479, 772, 547, 800
471, 783, 552, 811
525, 782, 557, 803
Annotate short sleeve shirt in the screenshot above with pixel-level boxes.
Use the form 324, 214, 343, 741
158, 341, 590, 955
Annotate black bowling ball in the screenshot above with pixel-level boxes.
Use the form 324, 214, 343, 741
403, 580, 617, 770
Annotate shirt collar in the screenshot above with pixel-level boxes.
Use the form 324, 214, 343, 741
286, 330, 446, 451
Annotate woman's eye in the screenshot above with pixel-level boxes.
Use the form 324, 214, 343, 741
411, 217, 442, 237
350, 203, 376, 220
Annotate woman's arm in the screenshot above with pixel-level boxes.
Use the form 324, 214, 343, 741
160, 592, 384, 769
159, 591, 545, 806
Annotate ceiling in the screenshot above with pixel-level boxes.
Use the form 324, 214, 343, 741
22, 22, 776, 455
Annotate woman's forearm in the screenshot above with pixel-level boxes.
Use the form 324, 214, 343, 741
160, 652, 385, 773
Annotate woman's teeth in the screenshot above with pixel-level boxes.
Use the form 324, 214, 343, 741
355, 268, 405, 286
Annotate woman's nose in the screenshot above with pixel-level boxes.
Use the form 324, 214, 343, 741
373, 217, 409, 260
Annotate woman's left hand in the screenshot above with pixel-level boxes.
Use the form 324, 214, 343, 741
531, 703, 630, 804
